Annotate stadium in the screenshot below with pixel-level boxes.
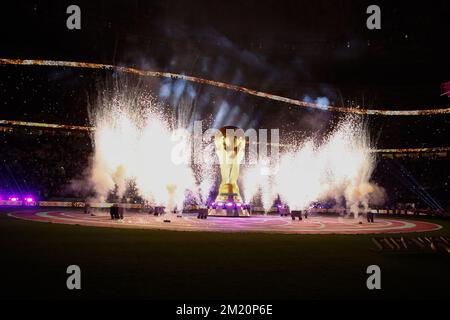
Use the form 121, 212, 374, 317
1, 0, 449, 302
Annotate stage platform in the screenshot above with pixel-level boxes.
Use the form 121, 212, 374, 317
5, 210, 442, 235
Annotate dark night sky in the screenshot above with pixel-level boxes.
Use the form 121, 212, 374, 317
1, 1, 449, 89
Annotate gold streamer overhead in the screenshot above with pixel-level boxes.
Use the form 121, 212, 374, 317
1, 120, 449, 155
1, 58, 450, 116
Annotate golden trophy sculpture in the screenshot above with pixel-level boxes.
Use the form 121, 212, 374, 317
209, 126, 249, 216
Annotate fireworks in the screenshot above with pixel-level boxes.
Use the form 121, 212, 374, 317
84, 81, 383, 216
89, 83, 383, 216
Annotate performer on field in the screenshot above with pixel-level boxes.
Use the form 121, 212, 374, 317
119, 205, 124, 219
110, 204, 115, 220
84, 201, 91, 214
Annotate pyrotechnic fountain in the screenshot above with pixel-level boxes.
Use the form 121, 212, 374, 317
240, 118, 384, 218
274, 119, 381, 217
89, 85, 197, 213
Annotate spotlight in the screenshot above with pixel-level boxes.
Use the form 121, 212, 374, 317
9, 196, 19, 202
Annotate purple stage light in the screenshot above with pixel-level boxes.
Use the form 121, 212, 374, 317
441, 82, 450, 98
25, 197, 34, 203
9, 196, 19, 202
226, 202, 234, 207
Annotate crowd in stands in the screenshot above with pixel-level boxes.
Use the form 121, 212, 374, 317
372, 155, 450, 211
0, 127, 92, 199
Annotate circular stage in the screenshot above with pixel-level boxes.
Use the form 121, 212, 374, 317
6, 210, 442, 235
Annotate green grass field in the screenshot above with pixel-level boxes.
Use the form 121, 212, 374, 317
0, 211, 449, 299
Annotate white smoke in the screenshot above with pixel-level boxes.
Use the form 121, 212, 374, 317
241, 162, 277, 211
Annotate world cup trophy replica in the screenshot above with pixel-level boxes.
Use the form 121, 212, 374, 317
208, 126, 249, 216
